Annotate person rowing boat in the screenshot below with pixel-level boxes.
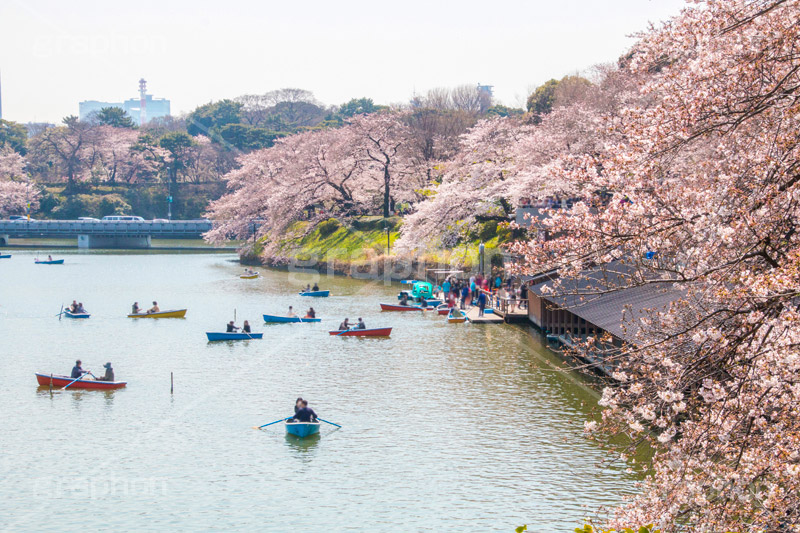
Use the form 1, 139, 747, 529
242, 320, 251, 333
289, 399, 318, 422
226, 321, 240, 333
131, 302, 141, 315
355, 317, 366, 330
305, 307, 316, 319
71, 360, 89, 379
338, 318, 350, 330
287, 306, 297, 318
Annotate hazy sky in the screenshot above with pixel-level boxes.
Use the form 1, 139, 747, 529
0, 0, 686, 123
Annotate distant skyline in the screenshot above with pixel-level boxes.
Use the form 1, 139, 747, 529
0, 0, 686, 123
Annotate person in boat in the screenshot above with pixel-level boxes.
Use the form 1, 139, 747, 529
305, 307, 316, 319
304, 284, 311, 293
226, 321, 239, 333
355, 317, 366, 329
96, 362, 114, 381
290, 400, 318, 423
131, 302, 141, 315
242, 320, 251, 333
48, 255, 53, 261
70, 300, 79, 313
338, 318, 350, 330
312, 283, 319, 292
400, 292, 409, 306
148, 301, 160, 314
294, 397, 304, 415
71, 360, 89, 379
76, 302, 87, 313
287, 306, 297, 318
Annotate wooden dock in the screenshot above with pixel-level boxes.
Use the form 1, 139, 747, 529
492, 306, 529, 323
465, 307, 504, 324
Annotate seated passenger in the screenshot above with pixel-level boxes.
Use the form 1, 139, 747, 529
305, 307, 316, 319
76, 302, 87, 313
338, 318, 350, 330
226, 321, 239, 333
355, 317, 366, 329
97, 362, 114, 381
131, 302, 141, 315
312, 283, 319, 292
148, 301, 160, 314
242, 320, 251, 333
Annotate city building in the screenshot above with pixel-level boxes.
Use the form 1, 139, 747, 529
79, 79, 170, 125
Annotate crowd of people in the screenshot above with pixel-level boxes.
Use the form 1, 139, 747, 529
435, 273, 529, 316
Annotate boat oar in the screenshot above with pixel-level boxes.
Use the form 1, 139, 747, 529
61, 373, 89, 391
252, 418, 289, 430
58, 304, 63, 321
319, 418, 342, 428
336, 328, 350, 336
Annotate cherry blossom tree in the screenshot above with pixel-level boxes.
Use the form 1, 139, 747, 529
508, 1, 800, 530
0, 146, 38, 217
27, 116, 99, 191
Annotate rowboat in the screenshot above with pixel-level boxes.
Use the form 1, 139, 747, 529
447, 308, 467, 323
0, 254, 10, 259
380, 303, 424, 312
128, 309, 187, 319
35, 259, 64, 265
206, 332, 263, 341
285, 421, 320, 438
263, 314, 321, 323
299, 290, 329, 297
63, 310, 90, 319
328, 327, 392, 337
240, 273, 259, 279
35, 373, 127, 390
436, 304, 451, 316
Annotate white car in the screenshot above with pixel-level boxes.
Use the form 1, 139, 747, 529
78, 217, 100, 222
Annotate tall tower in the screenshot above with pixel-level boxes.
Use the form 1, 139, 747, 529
138, 78, 147, 126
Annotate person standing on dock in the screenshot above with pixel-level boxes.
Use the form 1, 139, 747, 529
478, 290, 487, 317
460, 284, 469, 309
442, 278, 451, 299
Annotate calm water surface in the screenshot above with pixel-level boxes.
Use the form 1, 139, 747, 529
0, 250, 634, 531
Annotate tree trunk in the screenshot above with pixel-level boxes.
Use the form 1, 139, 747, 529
383, 166, 391, 218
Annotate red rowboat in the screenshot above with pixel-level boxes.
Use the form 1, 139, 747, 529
328, 327, 393, 337
35, 373, 127, 390
436, 304, 451, 315
380, 303, 424, 312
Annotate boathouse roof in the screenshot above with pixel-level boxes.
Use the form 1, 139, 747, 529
529, 262, 684, 343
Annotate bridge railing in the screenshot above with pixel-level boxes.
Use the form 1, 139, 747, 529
0, 219, 214, 237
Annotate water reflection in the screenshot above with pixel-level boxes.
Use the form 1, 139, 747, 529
284, 432, 321, 458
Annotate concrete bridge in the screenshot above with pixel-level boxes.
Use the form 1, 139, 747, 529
0, 219, 214, 249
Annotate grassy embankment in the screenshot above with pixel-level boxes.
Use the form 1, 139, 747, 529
250, 216, 507, 277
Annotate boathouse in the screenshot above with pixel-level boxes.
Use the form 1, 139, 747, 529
526, 265, 683, 348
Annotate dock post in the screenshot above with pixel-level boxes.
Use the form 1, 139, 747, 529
170, 372, 173, 394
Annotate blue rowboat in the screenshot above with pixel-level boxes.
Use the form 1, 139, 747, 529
63, 311, 90, 319
285, 421, 320, 438
263, 314, 321, 323
206, 332, 263, 341
35, 259, 64, 265
0, 254, 11, 259
299, 290, 329, 297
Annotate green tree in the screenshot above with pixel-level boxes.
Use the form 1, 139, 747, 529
218, 124, 284, 151
94, 107, 136, 129
486, 105, 524, 117
526, 79, 559, 114
186, 100, 242, 137
159, 132, 195, 184
337, 97, 382, 118
0, 119, 29, 155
